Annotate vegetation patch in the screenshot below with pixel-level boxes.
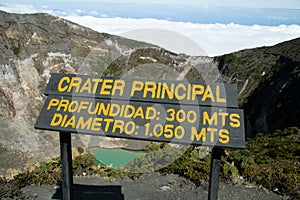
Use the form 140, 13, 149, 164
0, 148, 135, 199
224, 127, 300, 198
103, 63, 119, 76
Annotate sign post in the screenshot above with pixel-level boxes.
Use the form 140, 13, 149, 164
59, 132, 73, 200
208, 147, 222, 200
35, 73, 245, 200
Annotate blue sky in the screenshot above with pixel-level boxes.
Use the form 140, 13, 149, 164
1, 0, 299, 25
51, 0, 300, 9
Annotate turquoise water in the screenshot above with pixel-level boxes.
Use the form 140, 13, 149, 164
88, 148, 145, 168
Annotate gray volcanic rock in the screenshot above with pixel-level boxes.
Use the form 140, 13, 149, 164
0, 10, 150, 176
0, 11, 216, 176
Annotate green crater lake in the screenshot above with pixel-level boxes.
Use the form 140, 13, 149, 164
88, 148, 146, 168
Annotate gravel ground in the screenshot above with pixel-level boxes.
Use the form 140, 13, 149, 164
6, 173, 287, 200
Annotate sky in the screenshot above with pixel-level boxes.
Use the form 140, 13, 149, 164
0, 0, 300, 56
51, 0, 300, 9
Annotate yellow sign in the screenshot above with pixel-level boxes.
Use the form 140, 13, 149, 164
35, 73, 245, 148
45, 73, 239, 107
35, 95, 245, 148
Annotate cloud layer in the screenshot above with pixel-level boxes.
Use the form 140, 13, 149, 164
64, 16, 300, 56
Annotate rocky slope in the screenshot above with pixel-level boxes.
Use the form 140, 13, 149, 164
0, 10, 299, 177
0, 10, 151, 176
0, 10, 216, 177
216, 38, 300, 137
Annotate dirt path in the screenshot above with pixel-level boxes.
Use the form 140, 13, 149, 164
5, 172, 287, 200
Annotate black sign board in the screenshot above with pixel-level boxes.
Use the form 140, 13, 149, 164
35, 95, 245, 148
34, 73, 245, 200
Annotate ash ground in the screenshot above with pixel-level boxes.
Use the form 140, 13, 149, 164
5, 172, 286, 200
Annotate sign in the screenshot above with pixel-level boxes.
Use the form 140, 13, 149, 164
35, 73, 245, 149
44, 73, 238, 107
34, 73, 246, 200
35, 95, 245, 148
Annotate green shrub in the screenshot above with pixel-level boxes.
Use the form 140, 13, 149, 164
159, 146, 211, 186
77, 147, 85, 154
224, 127, 300, 197
103, 63, 119, 76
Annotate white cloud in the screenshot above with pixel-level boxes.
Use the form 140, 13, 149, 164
0, 3, 61, 16
89, 10, 99, 15
0, 3, 37, 14
63, 16, 300, 56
